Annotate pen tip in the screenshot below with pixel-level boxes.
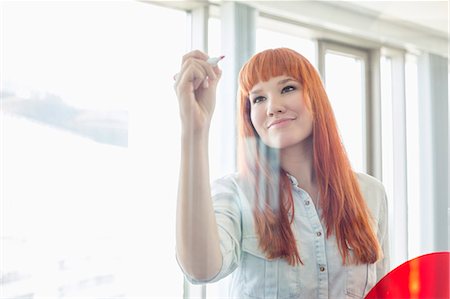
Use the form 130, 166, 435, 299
220, 55, 225, 59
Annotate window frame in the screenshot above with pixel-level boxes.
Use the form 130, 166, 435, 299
318, 40, 371, 173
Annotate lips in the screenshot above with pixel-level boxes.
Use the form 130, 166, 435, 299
268, 117, 295, 128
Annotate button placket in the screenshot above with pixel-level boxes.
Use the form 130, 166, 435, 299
317, 263, 328, 299
294, 184, 329, 299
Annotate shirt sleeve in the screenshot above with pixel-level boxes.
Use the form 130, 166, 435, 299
182, 175, 242, 285
376, 190, 390, 282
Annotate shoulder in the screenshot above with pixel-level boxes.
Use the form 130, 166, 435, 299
211, 172, 243, 196
354, 172, 387, 216
355, 172, 386, 198
210, 172, 248, 212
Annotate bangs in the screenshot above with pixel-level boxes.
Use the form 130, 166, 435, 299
239, 48, 306, 95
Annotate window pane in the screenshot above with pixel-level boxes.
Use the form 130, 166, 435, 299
2, 1, 185, 297
325, 52, 365, 173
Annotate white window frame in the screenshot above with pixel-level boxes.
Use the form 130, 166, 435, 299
380, 48, 409, 269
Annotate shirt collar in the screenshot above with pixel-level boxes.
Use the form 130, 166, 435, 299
285, 172, 299, 187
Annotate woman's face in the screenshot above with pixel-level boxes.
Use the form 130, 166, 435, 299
248, 75, 313, 149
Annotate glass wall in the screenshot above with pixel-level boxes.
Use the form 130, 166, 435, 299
1, 1, 186, 297
2, 2, 444, 298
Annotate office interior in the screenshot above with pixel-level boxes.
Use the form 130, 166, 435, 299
1, 0, 448, 298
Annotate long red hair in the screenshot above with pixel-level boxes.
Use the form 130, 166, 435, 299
237, 48, 381, 266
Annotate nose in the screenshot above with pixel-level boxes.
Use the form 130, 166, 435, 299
267, 96, 286, 116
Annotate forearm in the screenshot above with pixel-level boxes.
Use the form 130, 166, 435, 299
176, 131, 222, 281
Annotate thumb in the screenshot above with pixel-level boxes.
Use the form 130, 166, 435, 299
212, 64, 222, 77
210, 67, 222, 85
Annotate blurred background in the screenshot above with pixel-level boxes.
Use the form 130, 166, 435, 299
1, 0, 448, 298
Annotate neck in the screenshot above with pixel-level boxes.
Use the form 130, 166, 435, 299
280, 135, 316, 189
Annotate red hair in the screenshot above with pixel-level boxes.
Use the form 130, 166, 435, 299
237, 48, 381, 266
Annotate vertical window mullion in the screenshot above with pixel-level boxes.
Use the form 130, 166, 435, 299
190, 5, 209, 52
381, 48, 409, 268
405, 54, 421, 259
368, 49, 382, 180
391, 52, 409, 267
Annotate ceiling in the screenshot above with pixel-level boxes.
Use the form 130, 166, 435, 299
329, 0, 448, 36
148, 1, 448, 36
146, 0, 448, 56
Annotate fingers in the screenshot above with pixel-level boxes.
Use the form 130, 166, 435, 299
175, 58, 218, 92
174, 50, 224, 98
182, 58, 217, 80
181, 49, 209, 66
175, 62, 206, 92
212, 65, 222, 80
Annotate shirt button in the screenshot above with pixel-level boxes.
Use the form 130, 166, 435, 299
316, 231, 322, 237
305, 200, 310, 206
320, 266, 326, 272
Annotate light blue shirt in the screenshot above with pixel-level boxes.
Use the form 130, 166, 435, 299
181, 172, 390, 298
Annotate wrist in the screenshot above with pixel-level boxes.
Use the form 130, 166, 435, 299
181, 127, 210, 143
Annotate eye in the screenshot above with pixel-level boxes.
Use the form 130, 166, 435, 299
252, 96, 266, 104
281, 85, 296, 93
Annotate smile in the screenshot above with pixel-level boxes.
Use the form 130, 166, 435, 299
268, 118, 295, 129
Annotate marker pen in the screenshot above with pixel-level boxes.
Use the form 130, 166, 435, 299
206, 55, 225, 66
173, 55, 225, 81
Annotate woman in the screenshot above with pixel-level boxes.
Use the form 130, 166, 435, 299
174, 48, 389, 298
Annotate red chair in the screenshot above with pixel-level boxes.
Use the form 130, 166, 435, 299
365, 252, 449, 299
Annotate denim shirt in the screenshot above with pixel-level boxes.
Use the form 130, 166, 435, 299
182, 172, 390, 299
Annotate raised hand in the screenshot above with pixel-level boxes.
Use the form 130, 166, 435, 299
174, 50, 222, 135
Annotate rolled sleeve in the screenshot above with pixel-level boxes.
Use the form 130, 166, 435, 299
376, 190, 390, 282
181, 176, 243, 285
